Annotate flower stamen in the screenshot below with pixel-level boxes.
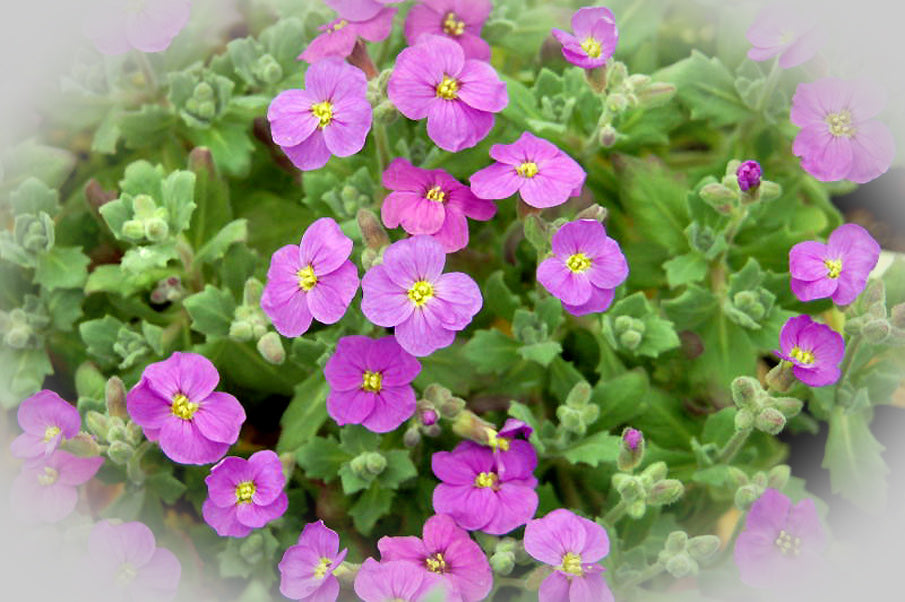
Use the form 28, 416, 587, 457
826, 110, 855, 138
474, 471, 498, 489
235, 480, 256, 504
425, 553, 448, 574
362, 370, 383, 393
442, 12, 466, 37
566, 253, 592, 273
774, 529, 802, 557
297, 265, 318, 291
824, 258, 843, 279
516, 162, 539, 178
43, 425, 61, 443
407, 281, 434, 307
37, 466, 59, 486
789, 346, 815, 365
314, 557, 333, 579
436, 75, 460, 100
559, 552, 584, 576
425, 186, 446, 203
171, 393, 199, 420
311, 101, 334, 128
581, 37, 602, 58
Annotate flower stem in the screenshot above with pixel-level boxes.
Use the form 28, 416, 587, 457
373, 123, 391, 176
603, 500, 628, 524
618, 561, 665, 590
717, 428, 751, 464
755, 58, 782, 114
834, 334, 864, 405
133, 51, 158, 94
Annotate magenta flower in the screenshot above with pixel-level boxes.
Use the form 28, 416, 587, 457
381, 157, 497, 253
361, 236, 482, 357
299, 8, 397, 64
536, 219, 629, 316
268, 58, 372, 171
736, 160, 762, 192
279, 521, 348, 602
789, 223, 880, 305
524, 508, 614, 602
734, 489, 826, 590
791, 78, 896, 184
10, 390, 80, 462
354, 558, 445, 602
745, 4, 823, 69
10, 450, 104, 523
489, 419, 537, 479
126, 352, 246, 465
470, 131, 586, 208
326, 0, 400, 21
551, 7, 618, 69
84, 0, 191, 55
202, 450, 288, 538
388, 34, 508, 153
261, 217, 359, 338
405, 0, 492, 61
432, 441, 538, 535
324, 335, 421, 433
622, 427, 643, 450
377, 514, 493, 602
775, 315, 844, 387
89, 520, 182, 601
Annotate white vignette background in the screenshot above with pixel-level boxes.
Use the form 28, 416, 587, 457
0, 0, 903, 601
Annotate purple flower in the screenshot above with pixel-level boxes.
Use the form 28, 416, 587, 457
775, 315, 844, 387
381, 157, 497, 253
326, 0, 400, 22
388, 34, 508, 153
489, 419, 536, 478
202, 450, 289, 538
745, 4, 823, 69
10, 450, 104, 523
469, 131, 587, 209
734, 489, 826, 590
324, 335, 421, 433
789, 223, 880, 305
354, 558, 445, 602
126, 352, 246, 465
524, 508, 614, 602
791, 78, 896, 184
268, 58, 373, 171
89, 520, 182, 601
377, 514, 493, 602
84, 0, 191, 55
736, 160, 762, 192
432, 441, 538, 535
551, 7, 619, 70
405, 0, 492, 61
536, 219, 629, 316
261, 217, 360, 338
622, 427, 643, 450
279, 521, 348, 602
361, 236, 482, 357
299, 8, 397, 64
10, 390, 80, 462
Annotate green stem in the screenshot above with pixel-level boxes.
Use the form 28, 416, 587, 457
603, 500, 628, 524
834, 334, 864, 404
373, 123, 391, 176
619, 561, 665, 590
755, 58, 782, 114
133, 51, 158, 94
495, 577, 527, 589
717, 428, 751, 464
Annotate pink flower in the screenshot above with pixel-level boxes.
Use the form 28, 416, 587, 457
551, 7, 618, 70
326, 0, 400, 22
279, 521, 348, 602
791, 78, 896, 184
746, 4, 823, 69
126, 352, 246, 465
10, 390, 81, 462
734, 489, 826, 590
470, 131, 587, 209
388, 34, 508, 152
536, 219, 629, 316
432, 441, 538, 535
354, 558, 445, 602
736, 160, 762, 192
268, 58, 373, 171
84, 0, 191, 55
89, 520, 182, 601
324, 335, 421, 433
10, 450, 104, 523
775, 315, 845, 387
789, 223, 880, 305
261, 217, 360, 338
524, 509, 614, 602
299, 8, 397, 64
405, 0, 493, 61
361, 236, 482, 357
381, 157, 497, 253
202, 450, 289, 538
377, 514, 493, 602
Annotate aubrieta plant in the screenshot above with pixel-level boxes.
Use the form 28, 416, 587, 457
1, 0, 902, 601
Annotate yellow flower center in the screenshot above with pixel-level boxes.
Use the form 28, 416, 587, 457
297, 265, 318, 291
171, 393, 199, 420
115, 562, 138, 585
581, 37, 602, 58
426, 186, 446, 203
474, 471, 498, 489
407, 280, 434, 307
826, 110, 855, 138
488, 431, 510, 452
311, 101, 334, 128
790, 346, 815, 365
362, 370, 383, 393
425, 553, 448, 574
38, 466, 59, 486
566, 253, 592, 273
516, 161, 539, 178
442, 12, 466, 36
314, 557, 333, 579
235, 480, 256, 504
774, 529, 802, 557
559, 552, 584, 576
824, 258, 843, 279
43, 425, 61, 443
329, 19, 348, 33
436, 75, 460, 100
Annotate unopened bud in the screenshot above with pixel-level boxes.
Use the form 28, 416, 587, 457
648, 479, 684, 506
229, 320, 254, 341
641, 461, 668, 484
770, 396, 803, 418
664, 554, 697, 578
350, 451, 386, 478
122, 219, 145, 240
731, 376, 762, 408
105, 376, 128, 418
357, 208, 389, 250
606, 93, 629, 113
890, 303, 905, 329
403, 425, 421, 448
699, 183, 738, 208
616, 475, 645, 502
765, 362, 795, 392
736, 160, 762, 192
862, 319, 891, 344
490, 550, 515, 575
257, 331, 286, 365
734, 408, 755, 431
727, 466, 749, 488
636, 81, 676, 107
767, 465, 791, 490
627, 499, 647, 519
597, 124, 617, 147
420, 408, 439, 426
664, 531, 688, 553
452, 410, 496, 444
60, 432, 102, 457
687, 535, 720, 560
107, 440, 134, 465
619, 330, 643, 350
144, 218, 169, 242
735, 484, 761, 510
618, 427, 645, 472
556, 405, 585, 435
575, 204, 608, 223
125, 421, 143, 446
565, 381, 592, 408
755, 407, 786, 435
84, 411, 110, 439
365, 452, 387, 475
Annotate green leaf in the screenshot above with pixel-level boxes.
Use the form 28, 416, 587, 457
119, 105, 178, 149
349, 484, 394, 535
10, 177, 59, 216
483, 271, 520, 320
277, 373, 329, 452
592, 369, 650, 427
195, 219, 248, 265
823, 407, 889, 511
188, 121, 255, 176
162, 170, 197, 234
44, 288, 84, 331
378, 450, 417, 490
0, 347, 53, 409
188, 147, 233, 249
663, 253, 707, 289
183, 285, 236, 338
632, 387, 699, 450
338, 464, 372, 495
662, 285, 719, 330
296, 437, 348, 482
560, 432, 621, 467
147, 471, 188, 504
517, 341, 562, 367
92, 111, 121, 154
120, 243, 179, 274
34, 246, 90, 291
655, 50, 750, 126
415, 344, 474, 395
617, 158, 689, 255
80, 316, 126, 366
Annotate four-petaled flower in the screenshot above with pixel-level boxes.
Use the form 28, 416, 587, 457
84, 0, 191, 55
89, 520, 182, 601
326, 0, 400, 21
299, 8, 397, 64
10, 450, 104, 523
789, 223, 880, 305
775, 315, 845, 387
10, 390, 81, 462
279, 521, 348, 602
551, 7, 619, 69
261, 217, 360, 338
354, 558, 445, 602
745, 4, 824, 69
405, 0, 493, 61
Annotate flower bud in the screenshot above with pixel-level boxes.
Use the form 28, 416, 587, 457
769, 396, 803, 418
350, 451, 386, 478
735, 484, 762, 510
60, 432, 102, 457
755, 407, 786, 435
636, 81, 676, 107
767, 465, 791, 490
727, 466, 749, 488
641, 461, 668, 484
357, 208, 390, 251
627, 499, 647, 519
403, 425, 421, 448
575, 204, 608, 223
730, 376, 762, 409
557, 405, 585, 435
597, 124, 618, 147
664, 554, 698, 578
687, 535, 720, 560
565, 381, 592, 408
889, 303, 905, 329
4, 325, 31, 349
606, 93, 629, 113
648, 479, 684, 506
365, 452, 387, 475
619, 330, 643, 351
420, 408, 439, 426
862, 319, 892, 344
84, 411, 110, 439
490, 550, 515, 575
523, 214, 550, 254
616, 475, 645, 502
736, 160, 762, 192
256, 331, 285, 365
107, 440, 134, 465
452, 410, 496, 444
734, 408, 755, 431
122, 219, 146, 240
229, 320, 254, 341
765, 362, 795, 392
752, 471, 768, 489
699, 182, 738, 210
105, 376, 128, 419
254, 54, 283, 85
618, 427, 645, 472
606, 61, 628, 87
125, 421, 143, 446
664, 530, 688, 553
144, 218, 169, 242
